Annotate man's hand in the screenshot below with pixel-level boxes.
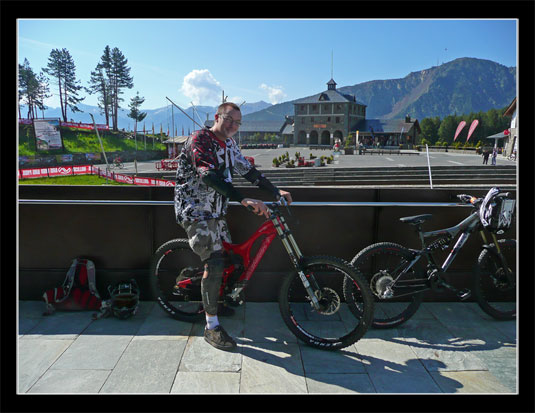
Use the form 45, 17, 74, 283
241, 198, 271, 218
279, 190, 292, 205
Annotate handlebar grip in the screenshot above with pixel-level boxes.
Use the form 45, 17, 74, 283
246, 205, 255, 212
457, 194, 471, 202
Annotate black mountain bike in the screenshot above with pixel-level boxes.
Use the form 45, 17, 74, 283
345, 187, 516, 329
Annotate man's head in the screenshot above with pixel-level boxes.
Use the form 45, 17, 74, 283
211, 102, 241, 140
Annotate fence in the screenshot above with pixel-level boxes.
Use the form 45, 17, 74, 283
18, 185, 515, 301
18, 165, 175, 187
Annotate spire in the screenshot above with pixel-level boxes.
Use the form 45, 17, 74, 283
327, 78, 337, 90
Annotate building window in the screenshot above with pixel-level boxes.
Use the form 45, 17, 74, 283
311, 117, 314, 123
336, 117, 340, 123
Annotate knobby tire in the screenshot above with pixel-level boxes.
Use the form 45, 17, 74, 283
473, 239, 516, 320
278, 256, 374, 350
349, 242, 425, 329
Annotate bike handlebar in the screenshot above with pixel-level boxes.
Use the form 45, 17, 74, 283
456, 190, 510, 207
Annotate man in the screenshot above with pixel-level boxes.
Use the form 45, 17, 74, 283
174, 102, 292, 350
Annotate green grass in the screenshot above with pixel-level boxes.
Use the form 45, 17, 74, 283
18, 124, 166, 156
18, 174, 132, 185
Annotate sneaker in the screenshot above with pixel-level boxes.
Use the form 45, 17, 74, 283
217, 303, 235, 317
204, 325, 237, 351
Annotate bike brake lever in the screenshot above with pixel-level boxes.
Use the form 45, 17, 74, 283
279, 196, 292, 217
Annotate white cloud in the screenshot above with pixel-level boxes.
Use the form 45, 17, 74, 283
259, 83, 286, 104
180, 69, 222, 106
229, 96, 245, 105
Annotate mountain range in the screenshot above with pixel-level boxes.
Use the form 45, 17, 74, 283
20, 57, 516, 132
242, 57, 516, 122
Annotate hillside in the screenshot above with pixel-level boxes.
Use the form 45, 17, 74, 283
243, 57, 516, 121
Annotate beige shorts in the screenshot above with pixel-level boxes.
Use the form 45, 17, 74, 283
180, 218, 232, 262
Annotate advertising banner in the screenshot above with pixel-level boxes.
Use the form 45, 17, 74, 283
114, 174, 135, 185
453, 121, 466, 142
466, 119, 479, 142
60, 121, 109, 131
19, 168, 49, 179
48, 166, 74, 177
34, 119, 63, 151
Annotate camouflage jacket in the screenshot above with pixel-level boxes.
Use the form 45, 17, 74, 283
174, 128, 254, 223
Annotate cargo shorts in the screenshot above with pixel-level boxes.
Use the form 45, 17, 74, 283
180, 218, 232, 262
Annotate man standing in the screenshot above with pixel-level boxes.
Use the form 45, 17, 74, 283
174, 102, 292, 350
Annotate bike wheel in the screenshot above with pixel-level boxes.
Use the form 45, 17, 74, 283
278, 256, 374, 350
348, 242, 426, 329
473, 239, 516, 320
149, 239, 205, 322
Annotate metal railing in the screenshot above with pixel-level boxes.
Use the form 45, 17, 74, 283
18, 199, 471, 207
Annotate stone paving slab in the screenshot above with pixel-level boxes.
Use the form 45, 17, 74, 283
240, 342, 307, 393
100, 339, 187, 393
430, 370, 512, 393
18, 339, 73, 393
171, 372, 241, 394
17, 301, 518, 394
27, 369, 111, 394
305, 373, 375, 393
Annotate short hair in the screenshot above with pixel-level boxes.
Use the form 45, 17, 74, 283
216, 102, 240, 115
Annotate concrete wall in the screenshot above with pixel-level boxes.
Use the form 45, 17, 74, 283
19, 185, 516, 302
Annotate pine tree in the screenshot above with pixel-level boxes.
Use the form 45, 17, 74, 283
42, 48, 85, 122
108, 47, 134, 131
127, 92, 147, 150
18, 59, 50, 119
86, 46, 113, 127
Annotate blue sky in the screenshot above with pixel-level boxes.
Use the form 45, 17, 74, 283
18, 19, 517, 110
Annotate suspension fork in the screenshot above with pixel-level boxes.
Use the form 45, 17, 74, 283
271, 213, 322, 309
479, 231, 514, 284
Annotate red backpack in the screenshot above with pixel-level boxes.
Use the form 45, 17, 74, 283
43, 258, 102, 315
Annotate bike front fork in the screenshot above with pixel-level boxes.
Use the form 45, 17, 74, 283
272, 214, 322, 310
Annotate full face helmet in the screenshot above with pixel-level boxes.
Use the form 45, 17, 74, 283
108, 279, 140, 319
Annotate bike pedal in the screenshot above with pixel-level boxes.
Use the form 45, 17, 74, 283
457, 289, 472, 301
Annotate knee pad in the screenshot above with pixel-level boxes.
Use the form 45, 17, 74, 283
201, 252, 226, 315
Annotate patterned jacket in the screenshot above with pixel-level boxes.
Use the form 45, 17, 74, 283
174, 128, 276, 223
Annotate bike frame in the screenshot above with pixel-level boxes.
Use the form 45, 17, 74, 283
393, 207, 509, 291
216, 204, 314, 303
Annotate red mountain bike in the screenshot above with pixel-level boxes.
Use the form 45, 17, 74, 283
149, 200, 374, 350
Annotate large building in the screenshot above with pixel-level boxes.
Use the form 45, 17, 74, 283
292, 78, 420, 148
293, 79, 366, 146
204, 118, 293, 145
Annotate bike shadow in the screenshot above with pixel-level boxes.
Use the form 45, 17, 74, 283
236, 339, 459, 393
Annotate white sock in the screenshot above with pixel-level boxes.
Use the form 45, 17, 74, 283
206, 315, 219, 330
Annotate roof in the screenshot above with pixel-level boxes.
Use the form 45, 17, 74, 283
504, 97, 516, 117
355, 119, 421, 134
281, 123, 294, 135
486, 131, 508, 139
293, 89, 366, 105
163, 136, 189, 144
204, 119, 288, 133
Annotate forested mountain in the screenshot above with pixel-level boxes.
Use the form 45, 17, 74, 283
243, 58, 516, 121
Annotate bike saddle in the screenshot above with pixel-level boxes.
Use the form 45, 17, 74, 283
399, 214, 433, 225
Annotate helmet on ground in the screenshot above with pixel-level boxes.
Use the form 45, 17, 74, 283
108, 279, 140, 319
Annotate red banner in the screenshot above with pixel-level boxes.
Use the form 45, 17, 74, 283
60, 121, 109, 131
466, 119, 479, 142
19, 164, 176, 187
18, 119, 109, 130
453, 121, 467, 141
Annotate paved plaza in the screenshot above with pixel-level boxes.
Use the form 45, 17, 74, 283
18, 300, 517, 395
100, 148, 516, 175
